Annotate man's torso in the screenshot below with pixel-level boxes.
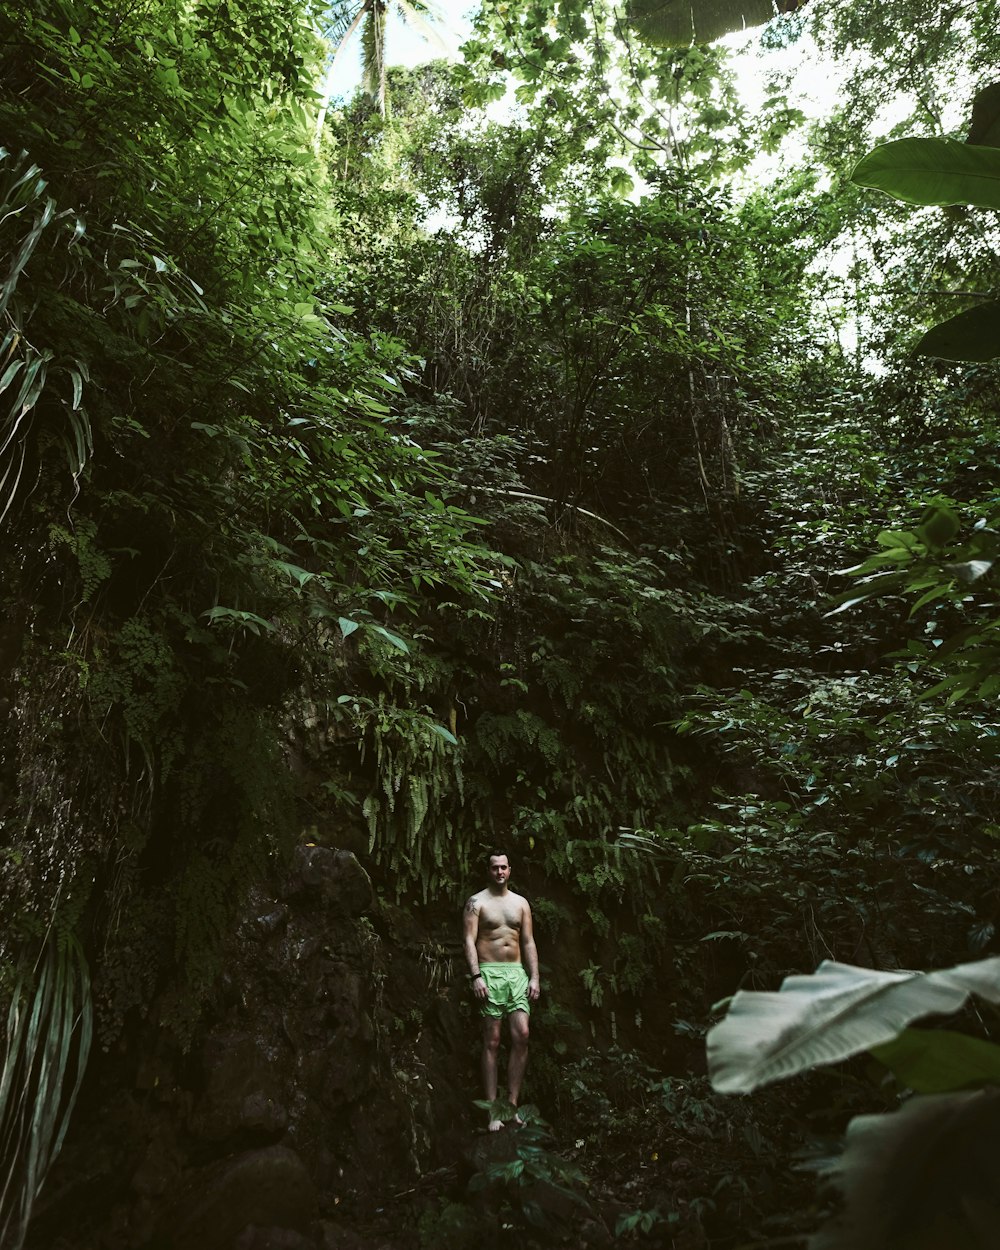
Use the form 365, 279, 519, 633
474, 888, 525, 963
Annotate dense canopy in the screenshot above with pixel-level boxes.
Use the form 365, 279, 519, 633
2, 0, 1000, 1246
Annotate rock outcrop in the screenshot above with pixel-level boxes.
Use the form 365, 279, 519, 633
29, 846, 424, 1250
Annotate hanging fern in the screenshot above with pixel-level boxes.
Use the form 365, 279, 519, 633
351, 693, 467, 899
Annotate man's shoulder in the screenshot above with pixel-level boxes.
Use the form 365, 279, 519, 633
464, 889, 488, 913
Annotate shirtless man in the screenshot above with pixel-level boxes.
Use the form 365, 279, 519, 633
463, 850, 541, 1131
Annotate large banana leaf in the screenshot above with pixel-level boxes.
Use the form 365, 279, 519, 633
707, 956, 1000, 1094
810, 1088, 1000, 1250
851, 137, 1000, 209
871, 1028, 1000, 1094
967, 81, 1000, 147
915, 299, 1000, 361
626, 0, 777, 46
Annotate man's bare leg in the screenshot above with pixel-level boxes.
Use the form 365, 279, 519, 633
482, 1017, 503, 1131
507, 1010, 529, 1125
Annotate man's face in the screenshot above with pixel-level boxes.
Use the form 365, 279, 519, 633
488, 856, 510, 888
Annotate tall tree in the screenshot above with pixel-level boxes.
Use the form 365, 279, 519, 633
317, 0, 443, 127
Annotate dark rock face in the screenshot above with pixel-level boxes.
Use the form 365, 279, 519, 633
234, 1227, 317, 1250
287, 846, 374, 918
155, 1145, 316, 1250
30, 847, 419, 1250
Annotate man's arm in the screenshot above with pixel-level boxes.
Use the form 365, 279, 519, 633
463, 895, 489, 1002
520, 900, 540, 1002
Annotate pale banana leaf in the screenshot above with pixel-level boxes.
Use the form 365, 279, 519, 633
810, 1088, 1000, 1250
707, 956, 1000, 1094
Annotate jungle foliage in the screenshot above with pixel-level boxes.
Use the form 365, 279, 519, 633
3, 0, 1000, 1245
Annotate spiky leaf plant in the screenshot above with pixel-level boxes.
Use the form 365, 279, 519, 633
0, 935, 93, 1250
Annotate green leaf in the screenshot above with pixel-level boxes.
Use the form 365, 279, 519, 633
909, 585, 951, 612
871, 1028, 1000, 1093
338, 617, 360, 638
851, 137, 1000, 209
625, 0, 775, 46
202, 607, 275, 633
368, 624, 409, 653
877, 529, 920, 550
0, 358, 24, 395
1, 937, 92, 1250
916, 501, 960, 549
825, 593, 879, 617
967, 81, 1000, 147
272, 559, 314, 588
915, 300, 1000, 362
429, 724, 458, 746
67, 367, 84, 411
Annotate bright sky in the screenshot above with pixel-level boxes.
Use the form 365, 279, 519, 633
329, 0, 478, 101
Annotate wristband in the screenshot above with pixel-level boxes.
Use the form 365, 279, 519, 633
470, 972, 482, 980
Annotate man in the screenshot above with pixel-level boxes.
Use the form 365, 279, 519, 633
463, 850, 541, 1131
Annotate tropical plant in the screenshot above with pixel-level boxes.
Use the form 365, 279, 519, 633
835, 84, 1000, 695
625, 0, 782, 46
707, 954, 1000, 1249
0, 936, 92, 1250
317, 0, 444, 127
468, 1104, 590, 1236
0, 148, 90, 526
14, 0, 1000, 1244
851, 113, 1000, 362
708, 954, 1000, 1093
0, 5, 498, 1230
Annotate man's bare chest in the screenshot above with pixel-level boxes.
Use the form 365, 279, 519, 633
479, 897, 523, 932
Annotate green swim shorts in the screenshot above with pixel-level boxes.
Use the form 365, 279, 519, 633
479, 963, 531, 1018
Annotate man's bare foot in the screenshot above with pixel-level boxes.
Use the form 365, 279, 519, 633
488, 1117, 504, 1132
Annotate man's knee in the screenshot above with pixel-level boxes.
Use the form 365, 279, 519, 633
483, 1022, 502, 1054
510, 1014, 529, 1048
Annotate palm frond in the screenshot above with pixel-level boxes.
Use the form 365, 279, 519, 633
315, 2, 374, 140
395, 0, 448, 51
361, 0, 388, 112
314, 0, 451, 133
319, 0, 362, 44
0, 935, 93, 1250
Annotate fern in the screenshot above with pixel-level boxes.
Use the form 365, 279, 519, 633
350, 695, 468, 899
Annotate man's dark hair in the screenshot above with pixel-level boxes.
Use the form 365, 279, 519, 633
486, 849, 510, 866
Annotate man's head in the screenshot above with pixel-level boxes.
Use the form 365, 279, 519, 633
486, 850, 510, 889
